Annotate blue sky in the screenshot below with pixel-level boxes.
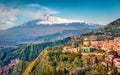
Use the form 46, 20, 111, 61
0, 0, 120, 30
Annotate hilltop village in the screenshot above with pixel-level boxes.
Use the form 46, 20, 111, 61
63, 36, 120, 53
63, 36, 120, 74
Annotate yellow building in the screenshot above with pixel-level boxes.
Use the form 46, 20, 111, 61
83, 38, 91, 46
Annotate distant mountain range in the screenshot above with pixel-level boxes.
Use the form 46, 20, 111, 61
0, 15, 102, 47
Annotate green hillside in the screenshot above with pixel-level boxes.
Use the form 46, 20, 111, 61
0, 37, 71, 66
19, 46, 106, 75
96, 18, 120, 37
22, 46, 83, 75
81, 18, 120, 40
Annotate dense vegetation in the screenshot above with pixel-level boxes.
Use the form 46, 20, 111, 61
9, 45, 108, 75
11, 46, 83, 75
0, 37, 71, 66
96, 18, 120, 37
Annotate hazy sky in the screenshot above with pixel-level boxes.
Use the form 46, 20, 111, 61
0, 0, 120, 30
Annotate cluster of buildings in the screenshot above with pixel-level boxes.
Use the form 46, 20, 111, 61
83, 37, 120, 51
63, 39, 96, 54
63, 36, 120, 54
63, 36, 120, 73
63, 42, 96, 53
0, 59, 19, 75
105, 53, 120, 74
83, 36, 120, 73
113, 56, 120, 73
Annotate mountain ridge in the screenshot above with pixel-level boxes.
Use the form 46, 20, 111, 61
0, 15, 101, 49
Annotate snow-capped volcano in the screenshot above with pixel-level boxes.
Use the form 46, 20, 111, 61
37, 14, 92, 25
0, 14, 102, 47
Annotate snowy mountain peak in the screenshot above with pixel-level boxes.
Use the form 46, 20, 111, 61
36, 14, 93, 25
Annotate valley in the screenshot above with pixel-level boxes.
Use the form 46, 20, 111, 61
0, 15, 101, 51
0, 18, 119, 75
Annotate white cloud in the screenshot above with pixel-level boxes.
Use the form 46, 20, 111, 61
20, 4, 59, 19
27, 4, 59, 15
27, 4, 41, 7
41, 6, 58, 14
21, 10, 43, 19
0, 4, 59, 30
6, 21, 15, 25
0, 4, 19, 30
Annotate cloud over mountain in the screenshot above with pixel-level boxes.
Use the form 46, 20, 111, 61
37, 14, 91, 25
27, 4, 59, 14
0, 4, 19, 30
0, 4, 59, 30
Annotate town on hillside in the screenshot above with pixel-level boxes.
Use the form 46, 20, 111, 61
63, 36, 120, 74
